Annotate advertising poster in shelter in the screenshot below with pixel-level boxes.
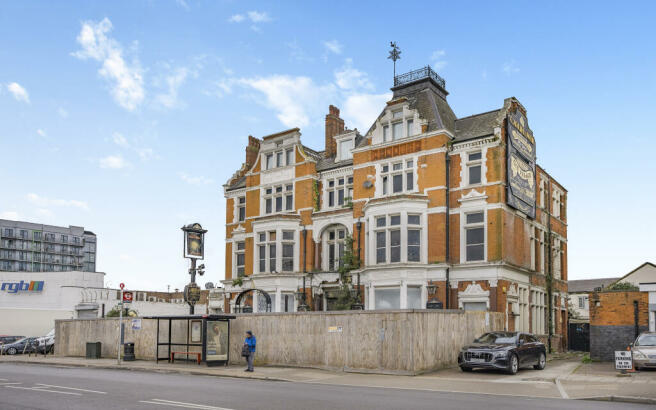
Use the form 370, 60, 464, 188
205, 320, 228, 362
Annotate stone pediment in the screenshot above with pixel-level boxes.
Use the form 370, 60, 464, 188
461, 282, 489, 296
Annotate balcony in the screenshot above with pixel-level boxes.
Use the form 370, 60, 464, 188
1, 231, 16, 239
393, 65, 446, 90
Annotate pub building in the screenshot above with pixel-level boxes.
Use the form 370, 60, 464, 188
219, 65, 568, 350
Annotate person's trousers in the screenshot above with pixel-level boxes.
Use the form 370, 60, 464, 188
247, 351, 254, 371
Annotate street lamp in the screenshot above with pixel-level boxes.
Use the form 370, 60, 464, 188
298, 225, 310, 312
181, 223, 207, 314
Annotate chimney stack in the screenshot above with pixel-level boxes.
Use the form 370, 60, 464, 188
325, 105, 344, 157
245, 135, 260, 170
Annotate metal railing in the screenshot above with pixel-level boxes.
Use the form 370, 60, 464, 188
394, 65, 446, 89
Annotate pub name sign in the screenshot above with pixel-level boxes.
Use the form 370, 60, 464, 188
506, 105, 536, 218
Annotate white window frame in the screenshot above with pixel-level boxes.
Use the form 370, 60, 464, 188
263, 147, 295, 171
254, 225, 299, 274
324, 176, 353, 209
322, 226, 346, 271
262, 183, 294, 215
236, 196, 246, 223
371, 213, 424, 265
466, 151, 483, 186
462, 210, 486, 263
235, 241, 245, 278
379, 159, 416, 196
336, 136, 355, 161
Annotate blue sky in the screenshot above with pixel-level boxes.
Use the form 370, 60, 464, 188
1, 1, 654, 290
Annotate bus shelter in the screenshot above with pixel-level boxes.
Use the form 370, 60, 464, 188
144, 314, 235, 367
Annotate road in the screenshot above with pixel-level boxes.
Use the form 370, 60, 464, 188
0, 363, 649, 410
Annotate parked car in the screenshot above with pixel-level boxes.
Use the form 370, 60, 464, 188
36, 329, 55, 354
0, 337, 39, 355
458, 331, 547, 374
0, 336, 25, 346
631, 332, 656, 370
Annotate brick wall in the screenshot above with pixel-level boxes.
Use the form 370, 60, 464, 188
589, 291, 649, 360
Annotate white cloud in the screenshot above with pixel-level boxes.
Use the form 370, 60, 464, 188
37, 129, 46, 137
0, 211, 20, 220
334, 59, 373, 91
502, 60, 520, 75
228, 14, 245, 23
175, 0, 189, 10
112, 132, 129, 148
35, 208, 54, 219
229, 10, 271, 30
58, 107, 69, 118
323, 40, 343, 55
342, 93, 391, 132
99, 154, 129, 169
238, 75, 336, 128
111, 132, 155, 161
247, 11, 271, 23
73, 18, 144, 111
430, 50, 447, 70
7, 82, 29, 103
26, 193, 89, 211
180, 172, 214, 186
154, 67, 190, 108
136, 148, 154, 160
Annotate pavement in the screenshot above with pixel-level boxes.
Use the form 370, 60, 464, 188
1, 354, 656, 406
0, 361, 651, 410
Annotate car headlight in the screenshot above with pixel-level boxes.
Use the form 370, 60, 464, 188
633, 351, 647, 359
494, 351, 508, 358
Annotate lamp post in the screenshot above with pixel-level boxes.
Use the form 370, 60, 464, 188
181, 223, 207, 314
350, 219, 364, 310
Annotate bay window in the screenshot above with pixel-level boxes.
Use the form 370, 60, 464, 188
263, 184, 293, 214
325, 176, 353, 209
256, 229, 296, 274
375, 287, 400, 310
380, 159, 415, 195
282, 231, 294, 272
374, 214, 422, 265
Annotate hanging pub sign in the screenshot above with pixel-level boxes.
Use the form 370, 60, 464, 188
182, 223, 207, 259
184, 282, 201, 306
506, 104, 537, 219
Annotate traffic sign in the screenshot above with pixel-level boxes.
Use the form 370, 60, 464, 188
615, 351, 632, 370
120, 283, 125, 290
122, 291, 133, 304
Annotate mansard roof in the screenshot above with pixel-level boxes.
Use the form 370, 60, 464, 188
454, 109, 502, 142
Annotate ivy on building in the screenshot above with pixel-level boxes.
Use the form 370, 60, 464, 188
331, 234, 361, 310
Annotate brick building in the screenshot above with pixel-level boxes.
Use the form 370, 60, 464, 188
219, 66, 568, 347
589, 291, 650, 360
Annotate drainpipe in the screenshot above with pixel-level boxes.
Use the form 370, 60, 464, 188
445, 145, 451, 309
546, 178, 553, 353
634, 300, 640, 339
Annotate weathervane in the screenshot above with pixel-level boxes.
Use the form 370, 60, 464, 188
388, 41, 401, 79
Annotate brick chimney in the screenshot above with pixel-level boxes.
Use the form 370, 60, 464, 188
245, 135, 260, 170
325, 105, 344, 157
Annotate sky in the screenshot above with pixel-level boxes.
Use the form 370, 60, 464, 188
1, 1, 655, 290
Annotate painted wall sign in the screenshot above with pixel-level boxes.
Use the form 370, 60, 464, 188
1, 280, 44, 294
506, 106, 536, 218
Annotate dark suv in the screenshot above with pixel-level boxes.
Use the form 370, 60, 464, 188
0, 336, 25, 345
458, 332, 547, 374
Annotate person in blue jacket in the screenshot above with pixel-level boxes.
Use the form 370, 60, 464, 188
244, 330, 256, 372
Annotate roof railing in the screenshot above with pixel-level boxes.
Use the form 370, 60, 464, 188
394, 65, 446, 89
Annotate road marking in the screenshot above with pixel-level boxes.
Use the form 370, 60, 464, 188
35, 383, 107, 394
6, 386, 82, 396
0, 382, 22, 386
140, 398, 234, 410
555, 378, 569, 399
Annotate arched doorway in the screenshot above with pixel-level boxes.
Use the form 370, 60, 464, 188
234, 288, 273, 313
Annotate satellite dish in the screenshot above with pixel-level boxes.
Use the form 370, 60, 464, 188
205, 282, 215, 290
363, 180, 373, 189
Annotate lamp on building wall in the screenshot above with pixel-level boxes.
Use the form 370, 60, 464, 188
426, 280, 443, 309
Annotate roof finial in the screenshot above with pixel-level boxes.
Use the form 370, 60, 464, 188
388, 41, 401, 82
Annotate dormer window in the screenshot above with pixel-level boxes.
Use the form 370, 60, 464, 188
377, 107, 417, 144
338, 138, 354, 161
264, 147, 295, 170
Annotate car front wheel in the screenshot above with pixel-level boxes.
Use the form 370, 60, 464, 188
534, 352, 546, 370
7, 347, 17, 355
507, 354, 519, 375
